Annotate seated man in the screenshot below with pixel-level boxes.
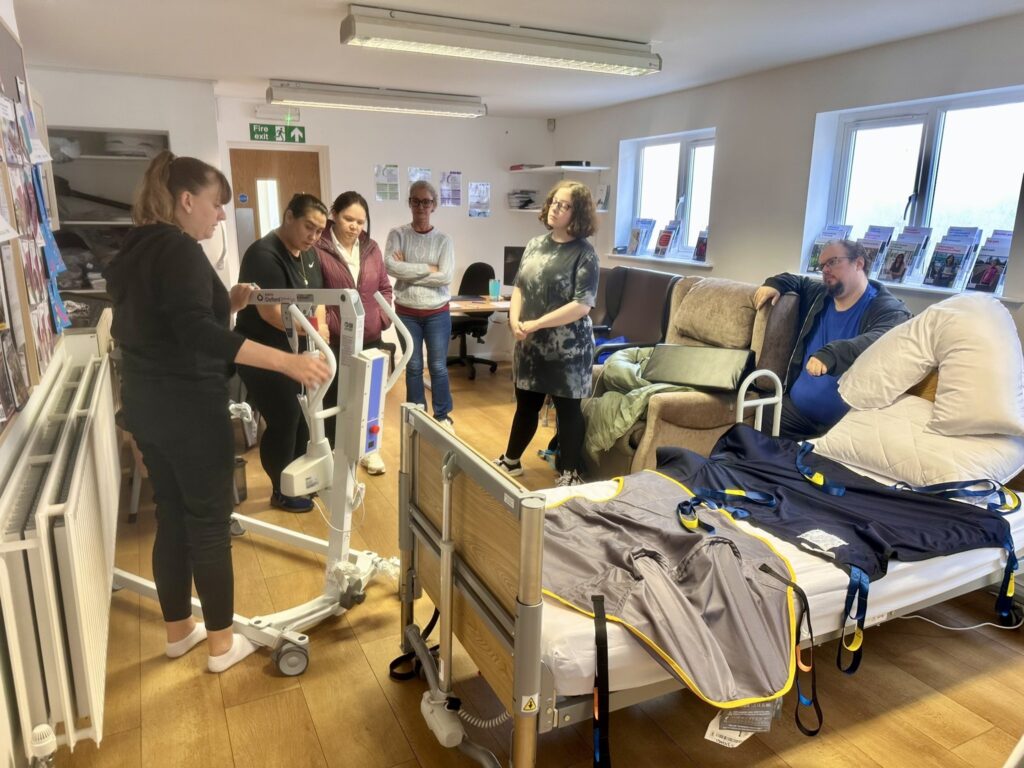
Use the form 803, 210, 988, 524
754, 239, 912, 440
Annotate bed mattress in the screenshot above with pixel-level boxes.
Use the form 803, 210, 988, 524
540, 479, 1024, 697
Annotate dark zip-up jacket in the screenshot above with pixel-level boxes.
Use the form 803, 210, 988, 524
104, 223, 244, 383
763, 273, 912, 389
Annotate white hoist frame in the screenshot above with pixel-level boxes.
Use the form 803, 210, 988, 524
114, 289, 411, 676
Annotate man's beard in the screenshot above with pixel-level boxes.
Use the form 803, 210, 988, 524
826, 279, 844, 297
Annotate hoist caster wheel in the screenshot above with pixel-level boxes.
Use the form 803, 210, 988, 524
273, 642, 309, 676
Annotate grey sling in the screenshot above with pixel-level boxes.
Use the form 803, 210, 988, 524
543, 471, 799, 707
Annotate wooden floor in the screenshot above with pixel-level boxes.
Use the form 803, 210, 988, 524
55, 363, 1024, 768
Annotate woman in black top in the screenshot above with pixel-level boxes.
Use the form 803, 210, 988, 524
235, 194, 330, 512
105, 152, 329, 673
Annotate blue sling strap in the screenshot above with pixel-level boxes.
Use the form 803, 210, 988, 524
796, 442, 846, 496
893, 479, 1021, 514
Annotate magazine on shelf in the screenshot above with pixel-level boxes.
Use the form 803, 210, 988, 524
806, 238, 830, 272
876, 241, 917, 283
923, 242, 974, 290
966, 244, 1009, 293
896, 226, 932, 271
857, 238, 886, 277
821, 224, 853, 241
627, 218, 656, 255
653, 222, 679, 256
863, 225, 895, 245
693, 230, 709, 262
806, 224, 854, 272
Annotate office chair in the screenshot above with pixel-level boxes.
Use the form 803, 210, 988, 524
448, 261, 499, 380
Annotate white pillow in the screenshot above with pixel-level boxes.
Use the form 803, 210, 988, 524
814, 395, 1024, 487
838, 292, 1024, 436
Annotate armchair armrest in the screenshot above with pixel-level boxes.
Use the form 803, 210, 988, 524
631, 389, 757, 471
592, 324, 611, 336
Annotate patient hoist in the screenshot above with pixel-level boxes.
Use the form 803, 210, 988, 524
114, 288, 411, 676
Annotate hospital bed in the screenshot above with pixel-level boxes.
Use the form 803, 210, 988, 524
395, 383, 1024, 767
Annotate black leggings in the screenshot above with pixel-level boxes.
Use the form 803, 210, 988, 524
505, 388, 585, 474
123, 374, 235, 631
238, 363, 308, 494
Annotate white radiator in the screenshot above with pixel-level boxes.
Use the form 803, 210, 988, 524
0, 339, 120, 762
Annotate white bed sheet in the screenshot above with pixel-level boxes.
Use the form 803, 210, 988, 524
540, 480, 1024, 697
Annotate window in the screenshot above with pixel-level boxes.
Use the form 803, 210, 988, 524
256, 178, 281, 237
825, 91, 1024, 289
619, 129, 715, 259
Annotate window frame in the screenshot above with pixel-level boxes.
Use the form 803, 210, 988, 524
824, 89, 1024, 283
621, 127, 715, 260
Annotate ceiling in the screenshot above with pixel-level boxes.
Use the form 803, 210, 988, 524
14, 0, 1024, 117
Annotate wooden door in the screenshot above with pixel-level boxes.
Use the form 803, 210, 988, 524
228, 148, 322, 256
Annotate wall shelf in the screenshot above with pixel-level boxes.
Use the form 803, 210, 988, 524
510, 165, 609, 173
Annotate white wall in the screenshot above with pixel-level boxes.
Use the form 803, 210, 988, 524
555, 12, 1024, 321
0, 0, 16, 40
26, 68, 229, 276
215, 96, 554, 358
215, 96, 552, 285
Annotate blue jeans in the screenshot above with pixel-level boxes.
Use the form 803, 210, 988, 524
399, 310, 453, 421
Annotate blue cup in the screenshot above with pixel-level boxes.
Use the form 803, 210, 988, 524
488, 278, 501, 300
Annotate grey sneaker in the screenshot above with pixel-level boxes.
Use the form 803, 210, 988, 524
493, 455, 524, 477
555, 471, 585, 488
438, 417, 456, 433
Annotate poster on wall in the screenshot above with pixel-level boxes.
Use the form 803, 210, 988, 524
407, 166, 431, 186
468, 182, 490, 218
374, 164, 399, 202
439, 171, 462, 207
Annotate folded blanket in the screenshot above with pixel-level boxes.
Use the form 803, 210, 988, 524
583, 347, 690, 463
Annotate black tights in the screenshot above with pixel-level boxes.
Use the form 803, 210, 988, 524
238, 364, 308, 495
505, 388, 585, 474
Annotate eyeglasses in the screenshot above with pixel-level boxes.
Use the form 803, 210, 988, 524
820, 256, 853, 271
409, 197, 435, 208
549, 200, 573, 214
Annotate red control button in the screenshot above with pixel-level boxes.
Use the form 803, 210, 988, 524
369, 425, 380, 434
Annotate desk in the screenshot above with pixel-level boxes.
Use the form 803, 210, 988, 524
449, 296, 511, 315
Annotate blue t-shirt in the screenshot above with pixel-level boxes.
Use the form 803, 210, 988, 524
789, 284, 877, 426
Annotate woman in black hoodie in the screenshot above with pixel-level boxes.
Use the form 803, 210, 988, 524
105, 151, 329, 673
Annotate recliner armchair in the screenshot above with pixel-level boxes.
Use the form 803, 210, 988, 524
593, 267, 679, 357
586, 276, 798, 479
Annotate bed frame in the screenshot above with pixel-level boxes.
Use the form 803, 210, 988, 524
397, 368, 1022, 768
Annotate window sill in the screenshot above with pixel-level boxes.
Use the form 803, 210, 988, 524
609, 253, 714, 269
801, 271, 1024, 307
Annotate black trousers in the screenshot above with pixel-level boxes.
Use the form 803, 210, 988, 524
238, 363, 308, 495
323, 338, 382, 448
122, 373, 235, 631
506, 388, 585, 474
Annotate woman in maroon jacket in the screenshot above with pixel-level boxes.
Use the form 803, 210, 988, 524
313, 190, 394, 474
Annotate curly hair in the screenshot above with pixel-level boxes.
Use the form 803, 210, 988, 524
539, 180, 597, 239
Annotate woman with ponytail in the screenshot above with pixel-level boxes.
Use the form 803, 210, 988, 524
104, 151, 329, 673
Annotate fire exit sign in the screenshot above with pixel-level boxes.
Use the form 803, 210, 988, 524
249, 123, 306, 143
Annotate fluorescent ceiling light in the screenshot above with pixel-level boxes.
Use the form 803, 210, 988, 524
266, 80, 487, 119
340, 5, 661, 77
